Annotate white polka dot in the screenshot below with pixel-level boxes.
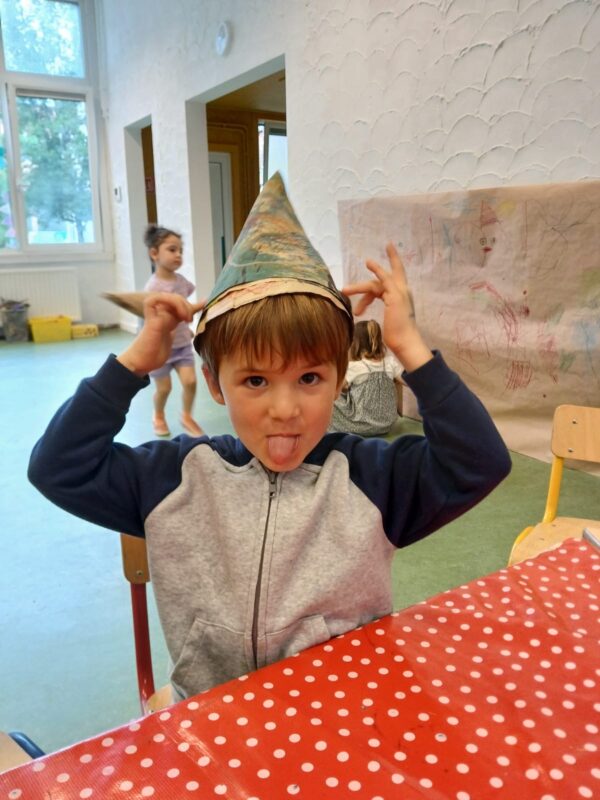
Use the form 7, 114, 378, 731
490, 777, 503, 788
337, 751, 349, 762
325, 777, 339, 787
526, 768, 539, 779
102, 766, 115, 776
391, 774, 405, 784
141, 788, 155, 797
180, 719, 192, 729
236, 716, 248, 726
222, 694, 234, 703
214, 786, 227, 795
178, 742, 190, 752
457, 763, 469, 773
287, 785, 300, 796
229, 759, 241, 768
289, 733, 301, 743
368, 760, 381, 771
420, 778, 433, 788
214, 736, 226, 745
186, 781, 200, 791
197, 756, 210, 767
265, 721, 276, 730
101, 737, 114, 747
140, 758, 153, 768
578, 788, 593, 799
80, 791, 93, 799
187, 700, 199, 710
257, 768, 270, 779
208, 712, 220, 720
167, 768, 180, 778
153, 733, 165, 743
315, 740, 328, 751
57, 773, 70, 783
246, 738, 258, 747
119, 782, 134, 791
348, 780, 362, 791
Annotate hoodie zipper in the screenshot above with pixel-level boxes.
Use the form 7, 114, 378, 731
251, 470, 278, 668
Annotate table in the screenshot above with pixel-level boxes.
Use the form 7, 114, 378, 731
2, 538, 598, 799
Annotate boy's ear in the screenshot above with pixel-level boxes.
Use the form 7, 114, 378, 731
202, 364, 225, 405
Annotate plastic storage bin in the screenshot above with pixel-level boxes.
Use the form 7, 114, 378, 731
29, 315, 72, 343
71, 323, 99, 339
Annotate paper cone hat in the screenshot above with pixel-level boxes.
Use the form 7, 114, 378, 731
194, 172, 352, 341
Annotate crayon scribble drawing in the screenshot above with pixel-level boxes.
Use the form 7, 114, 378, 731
338, 180, 600, 465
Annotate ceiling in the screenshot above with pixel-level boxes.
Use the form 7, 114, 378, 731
208, 69, 286, 114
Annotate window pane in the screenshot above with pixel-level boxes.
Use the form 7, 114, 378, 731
0, 114, 18, 250
0, 0, 84, 78
267, 129, 287, 185
17, 95, 94, 244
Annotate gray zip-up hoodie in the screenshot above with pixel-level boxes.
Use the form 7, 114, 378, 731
28, 352, 511, 699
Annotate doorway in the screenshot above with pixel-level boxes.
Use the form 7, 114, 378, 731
205, 68, 286, 268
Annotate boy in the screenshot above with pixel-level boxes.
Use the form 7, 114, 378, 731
29, 173, 511, 702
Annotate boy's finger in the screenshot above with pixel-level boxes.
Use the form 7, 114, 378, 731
342, 279, 381, 297
386, 243, 408, 282
352, 291, 376, 317
365, 258, 389, 281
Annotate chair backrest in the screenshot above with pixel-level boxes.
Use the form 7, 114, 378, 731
552, 405, 600, 463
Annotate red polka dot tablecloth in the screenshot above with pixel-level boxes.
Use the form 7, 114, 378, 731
2, 538, 598, 799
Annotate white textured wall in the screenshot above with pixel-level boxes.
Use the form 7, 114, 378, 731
97, 0, 600, 296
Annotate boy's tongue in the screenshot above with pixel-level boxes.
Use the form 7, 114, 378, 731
267, 435, 298, 464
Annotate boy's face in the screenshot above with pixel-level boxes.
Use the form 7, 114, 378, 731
203, 349, 343, 472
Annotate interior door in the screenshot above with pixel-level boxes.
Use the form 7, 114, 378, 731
208, 152, 234, 270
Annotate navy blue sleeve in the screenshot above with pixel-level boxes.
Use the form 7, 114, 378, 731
28, 355, 206, 536
322, 352, 512, 547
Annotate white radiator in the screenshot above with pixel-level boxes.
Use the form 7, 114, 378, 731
0, 267, 81, 319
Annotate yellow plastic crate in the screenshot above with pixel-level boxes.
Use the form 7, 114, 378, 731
29, 315, 72, 343
71, 323, 99, 339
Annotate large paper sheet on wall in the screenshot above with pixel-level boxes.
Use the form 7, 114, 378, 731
339, 180, 600, 471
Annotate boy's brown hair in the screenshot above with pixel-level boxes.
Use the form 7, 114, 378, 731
196, 293, 351, 382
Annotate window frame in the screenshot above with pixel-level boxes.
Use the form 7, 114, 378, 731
0, 0, 109, 261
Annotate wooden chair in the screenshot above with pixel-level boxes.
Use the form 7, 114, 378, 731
508, 404, 600, 566
120, 534, 173, 714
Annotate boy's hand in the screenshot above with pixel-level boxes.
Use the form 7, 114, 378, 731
342, 243, 433, 372
117, 293, 205, 377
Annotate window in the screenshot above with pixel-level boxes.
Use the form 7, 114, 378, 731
0, 0, 103, 254
258, 121, 287, 189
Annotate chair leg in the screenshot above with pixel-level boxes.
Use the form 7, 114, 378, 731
8, 732, 45, 759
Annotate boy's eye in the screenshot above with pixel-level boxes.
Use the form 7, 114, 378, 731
300, 372, 320, 386
245, 375, 266, 388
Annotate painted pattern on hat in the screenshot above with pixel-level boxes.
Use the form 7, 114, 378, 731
195, 172, 352, 336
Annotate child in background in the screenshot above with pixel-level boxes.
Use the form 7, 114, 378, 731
29, 173, 511, 703
330, 318, 404, 436
143, 224, 204, 437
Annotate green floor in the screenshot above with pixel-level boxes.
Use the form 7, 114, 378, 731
1, 329, 599, 755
